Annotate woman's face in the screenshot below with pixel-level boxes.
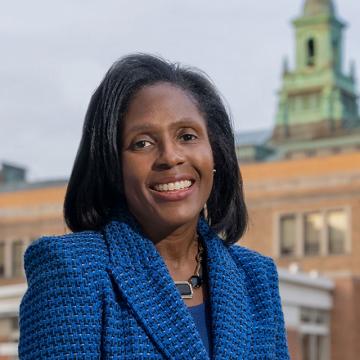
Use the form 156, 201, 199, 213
121, 82, 214, 236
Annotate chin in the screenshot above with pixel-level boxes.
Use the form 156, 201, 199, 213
156, 207, 201, 228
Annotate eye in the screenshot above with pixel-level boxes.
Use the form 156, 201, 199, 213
180, 133, 198, 142
132, 140, 152, 149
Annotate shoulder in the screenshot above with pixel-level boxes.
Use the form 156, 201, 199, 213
19, 232, 106, 358
228, 244, 283, 316
24, 231, 109, 285
24, 230, 107, 263
228, 244, 278, 284
228, 243, 275, 268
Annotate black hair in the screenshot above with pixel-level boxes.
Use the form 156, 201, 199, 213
64, 53, 248, 244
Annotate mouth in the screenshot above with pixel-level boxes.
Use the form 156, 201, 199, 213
148, 175, 196, 202
151, 179, 194, 192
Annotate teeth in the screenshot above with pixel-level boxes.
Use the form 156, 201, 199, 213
154, 180, 192, 192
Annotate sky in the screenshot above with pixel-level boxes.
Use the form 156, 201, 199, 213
1, 0, 359, 181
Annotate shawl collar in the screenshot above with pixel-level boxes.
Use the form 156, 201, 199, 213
103, 213, 252, 359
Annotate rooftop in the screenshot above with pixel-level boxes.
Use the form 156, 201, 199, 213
234, 128, 272, 147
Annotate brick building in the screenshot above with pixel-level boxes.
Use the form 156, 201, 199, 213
0, 165, 336, 360
237, 0, 360, 359
240, 152, 360, 359
0, 164, 67, 359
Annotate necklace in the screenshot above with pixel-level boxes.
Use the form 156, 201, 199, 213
174, 237, 204, 299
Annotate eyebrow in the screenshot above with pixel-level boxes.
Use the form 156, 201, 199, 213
125, 118, 202, 134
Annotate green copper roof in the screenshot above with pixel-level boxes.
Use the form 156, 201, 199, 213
303, 0, 335, 17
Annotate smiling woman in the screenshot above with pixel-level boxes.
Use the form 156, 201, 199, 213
122, 83, 214, 241
18, 54, 290, 359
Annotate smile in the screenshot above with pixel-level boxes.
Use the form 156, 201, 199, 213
153, 180, 193, 192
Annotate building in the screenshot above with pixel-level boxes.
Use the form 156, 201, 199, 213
238, 0, 360, 359
279, 267, 334, 360
0, 163, 67, 359
0, 169, 335, 359
240, 152, 359, 360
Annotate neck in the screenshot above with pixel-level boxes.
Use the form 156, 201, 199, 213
155, 226, 198, 268
138, 216, 199, 268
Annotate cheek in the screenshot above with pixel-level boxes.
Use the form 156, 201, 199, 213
197, 146, 215, 193
121, 155, 148, 199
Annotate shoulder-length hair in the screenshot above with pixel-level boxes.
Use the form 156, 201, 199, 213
64, 53, 248, 244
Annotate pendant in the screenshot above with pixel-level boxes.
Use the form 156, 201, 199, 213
175, 281, 193, 299
189, 275, 202, 289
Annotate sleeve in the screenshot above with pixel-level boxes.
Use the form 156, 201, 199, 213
18, 237, 103, 359
266, 257, 290, 360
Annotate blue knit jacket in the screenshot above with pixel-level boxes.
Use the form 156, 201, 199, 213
19, 214, 289, 359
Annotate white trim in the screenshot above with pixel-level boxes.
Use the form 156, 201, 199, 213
278, 268, 334, 290
0, 342, 18, 356
0, 301, 21, 316
0, 284, 27, 298
300, 323, 329, 336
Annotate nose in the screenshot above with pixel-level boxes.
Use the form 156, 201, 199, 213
153, 139, 185, 170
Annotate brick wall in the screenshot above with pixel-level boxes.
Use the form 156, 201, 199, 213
239, 151, 360, 360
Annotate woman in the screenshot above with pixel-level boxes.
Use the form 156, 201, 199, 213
19, 54, 289, 359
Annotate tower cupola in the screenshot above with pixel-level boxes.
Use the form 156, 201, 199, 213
271, 0, 359, 145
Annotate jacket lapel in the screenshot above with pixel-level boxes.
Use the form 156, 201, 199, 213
198, 219, 252, 358
104, 218, 208, 360
104, 215, 252, 359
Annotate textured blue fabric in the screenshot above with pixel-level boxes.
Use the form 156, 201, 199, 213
188, 302, 211, 357
18, 213, 290, 359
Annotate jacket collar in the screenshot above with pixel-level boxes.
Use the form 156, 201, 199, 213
103, 213, 251, 359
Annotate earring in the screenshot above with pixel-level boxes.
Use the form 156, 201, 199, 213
203, 203, 208, 217
212, 169, 216, 174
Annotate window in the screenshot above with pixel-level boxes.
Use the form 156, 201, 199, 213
301, 308, 328, 325
277, 209, 349, 258
12, 240, 23, 277
289, 92, 321, 115
306, 38, 316, 66
8, 316, 20, 342
304, 212, 322, 256
309, 93, 321, 109
280, 215, 296, 256
303, 95, 310, 109
300, 308, 330, 360
327, 210, 346, 254
302, 334, 329, 360
10, 316, 19, 332
0, 242, 5, 277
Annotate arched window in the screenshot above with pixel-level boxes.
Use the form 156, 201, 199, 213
306, 38, 316, 66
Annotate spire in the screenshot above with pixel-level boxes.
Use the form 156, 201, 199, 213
303, 0, 335, 17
